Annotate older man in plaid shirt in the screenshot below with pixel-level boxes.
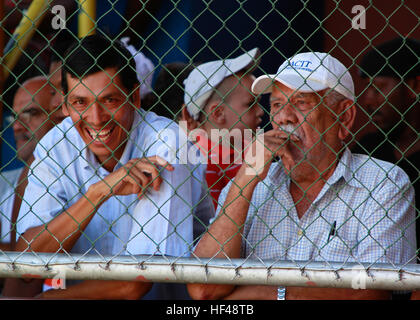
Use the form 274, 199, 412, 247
187, 52, 416, 300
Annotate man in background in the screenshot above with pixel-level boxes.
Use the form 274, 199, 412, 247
0, 76, 64, 252
1, 31, 73, 296
0, 76, 65, 296
352, 37, 420, 254
181, 49, 264, 209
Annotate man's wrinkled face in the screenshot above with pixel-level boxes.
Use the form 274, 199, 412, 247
362, 76, 408, 131
63, 68, 137, 168
12, 81, 55, 162
269, 82, 342, 175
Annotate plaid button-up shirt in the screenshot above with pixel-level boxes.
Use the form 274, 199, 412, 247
216, 148, 416, 266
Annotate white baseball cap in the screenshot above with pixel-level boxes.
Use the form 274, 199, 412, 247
120, 37, 155, 99
251, 52, 354, 101
184, 48, 261, 120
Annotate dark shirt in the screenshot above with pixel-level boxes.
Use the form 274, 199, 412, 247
352, 131, 420, 254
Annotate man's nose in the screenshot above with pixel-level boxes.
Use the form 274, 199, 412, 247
255, 102, 264, 118
272, 102, 298, 127
13, 115, 27, 133
86, 101, 107, 125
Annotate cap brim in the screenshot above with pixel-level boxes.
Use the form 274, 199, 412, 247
252, 74, 328, 94
226, 47, 261, 76
187, 90, 213, 120
184, 48, 261, 116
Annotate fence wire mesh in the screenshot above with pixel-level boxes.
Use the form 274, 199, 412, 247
0, 0, 419, 299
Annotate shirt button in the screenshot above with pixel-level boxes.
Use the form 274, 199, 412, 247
297, 230, 303, 236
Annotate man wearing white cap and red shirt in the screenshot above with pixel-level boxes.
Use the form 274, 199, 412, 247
181, 48, 264, 209
187, 52, 416, 300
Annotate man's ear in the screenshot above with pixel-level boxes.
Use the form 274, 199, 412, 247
130, 85, 141, 109
181, 105, 199, 131
337, 99, 356, 141
62, 101, 70, 117
206, 102, 225, 127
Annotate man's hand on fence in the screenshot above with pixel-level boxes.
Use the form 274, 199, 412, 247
91, 155, 174, 201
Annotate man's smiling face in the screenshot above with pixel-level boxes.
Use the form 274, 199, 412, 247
63, 67, 138, 170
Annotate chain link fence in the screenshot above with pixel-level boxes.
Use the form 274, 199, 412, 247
0, 0, 419, 298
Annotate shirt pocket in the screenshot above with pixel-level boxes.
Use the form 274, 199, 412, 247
318, 234, 358, 262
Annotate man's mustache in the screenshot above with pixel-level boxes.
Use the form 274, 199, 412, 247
277, 124, 302, 140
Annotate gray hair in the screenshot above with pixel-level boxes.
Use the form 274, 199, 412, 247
323, 89, 348, 107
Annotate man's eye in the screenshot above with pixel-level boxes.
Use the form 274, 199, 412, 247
24, 108, 43, 116
293, 100, 311, 109
72, 100, 86, 108
272, 102, 284, 109
104, 97, 119, 104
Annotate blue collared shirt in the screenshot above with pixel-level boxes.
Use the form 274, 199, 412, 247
0, 168, 23, 243
17, 109, 214, 257
216, 148, 416, 265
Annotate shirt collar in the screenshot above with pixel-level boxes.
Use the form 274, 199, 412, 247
115, 110, 143, 170
267, 160, 286, 186
334, 147, 364, 188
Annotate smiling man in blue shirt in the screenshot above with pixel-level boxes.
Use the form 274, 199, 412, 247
13, 34, 212, 299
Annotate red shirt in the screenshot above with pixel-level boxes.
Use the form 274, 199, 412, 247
195, 135, 242, 209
